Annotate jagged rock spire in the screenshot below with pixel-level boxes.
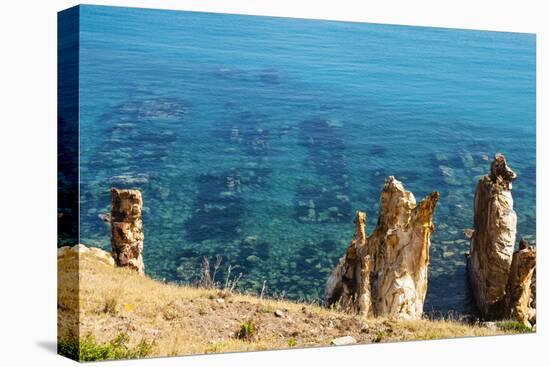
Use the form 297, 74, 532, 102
468, 153, 536, 326
489, 153, 517, 188
326, 176, 439, 319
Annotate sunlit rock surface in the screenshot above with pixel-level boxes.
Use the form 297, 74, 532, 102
326, 177, 439, 319
504, 243, 536, 326
468, 153, 536, 326
468, 153, 518, 317
111, 188, 145, 274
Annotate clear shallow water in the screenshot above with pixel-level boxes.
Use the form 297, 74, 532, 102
71, 5, 535, 313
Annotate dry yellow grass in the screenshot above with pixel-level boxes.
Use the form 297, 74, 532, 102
58, 248, 518, 359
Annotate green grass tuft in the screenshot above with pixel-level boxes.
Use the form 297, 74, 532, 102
236, 320, 258, 341
496, 320, 533, 334
58, 333, 153, 361
103, 297, 118, 315
373, 331, 385, 343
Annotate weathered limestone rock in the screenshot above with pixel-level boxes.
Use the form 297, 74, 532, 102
503, 242, 536, 327
325, 211, 366, 311
110, 188, 144, 274
468, 154, 537, 326
57, 244, 116, 266
530, 265, 536, 317
468, 153, 518, 317
325, 177, 439, 319
331, 336, 357, 346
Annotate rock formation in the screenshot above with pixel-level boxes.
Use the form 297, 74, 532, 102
467, 154, 536, 325
57, 244, 115, 266
503, 242, 536, 326
468, 153, 517, 317
530, 264, 536, 318
325, 176, 439, 319
110, 188, 144, 274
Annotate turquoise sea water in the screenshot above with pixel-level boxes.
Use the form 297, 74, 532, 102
71, 5, 535, 314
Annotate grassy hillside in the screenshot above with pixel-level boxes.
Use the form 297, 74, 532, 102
57, 246, 528, 361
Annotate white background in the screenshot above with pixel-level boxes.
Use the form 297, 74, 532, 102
0, 0, 547, 365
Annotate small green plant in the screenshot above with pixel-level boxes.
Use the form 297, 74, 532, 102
58, 333, 153, 361
259, 304, 275, 313
373, 331, 385, 343
496, 320, 533, 333
103, 297, 118, 315
287, 337, 297, 347
236, 320, 257, 341
205, 341, 224, 354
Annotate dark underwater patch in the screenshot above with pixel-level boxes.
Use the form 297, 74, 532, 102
295, 118, 352, 223
90, 97, 189, 178
184, 171, 244, 242
258, 68, 280, 85
239, 166, 272, 188
368, 144, 387, 157
287, 240, 343, 298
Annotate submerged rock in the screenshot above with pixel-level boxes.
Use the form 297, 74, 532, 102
433, 152, 449, 164
110, 188, 144, 274
325, 177, 439, 319
109, 173, 149, 186
439, 165, 461, 186
98, 212, 111, 224
460, 152, 475, 169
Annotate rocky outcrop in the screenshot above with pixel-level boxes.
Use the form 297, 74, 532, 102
467, 154, 536, 325
468, 153, 517, 317
503, 241, 536, 326
325, 177, 439, 319
57, 244, 115, 266
530, 265, 536, 314
110, 188, 144, 274
325, 211, 367, 311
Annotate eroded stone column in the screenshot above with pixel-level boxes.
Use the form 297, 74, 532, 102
503, 242, 536, 326
468, 153, 517, 318
110, 188, 144, 274
326, 177, 439, 319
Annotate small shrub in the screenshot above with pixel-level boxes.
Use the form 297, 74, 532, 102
103, 297, 118, 315
205, 341, 224, 354
496, 320, 533, 333
198, 305, 208, 316
58, 333, 153, 361
163, 309, 178, 321
259, 304, 275, 313
236, 320, 257, 341
287, 337, 297, 347
131, 339, 154, 358
373, 331, 385, 343
162, 301, 185, 321
217, 289, 229, 298
58, 337, 79, 360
